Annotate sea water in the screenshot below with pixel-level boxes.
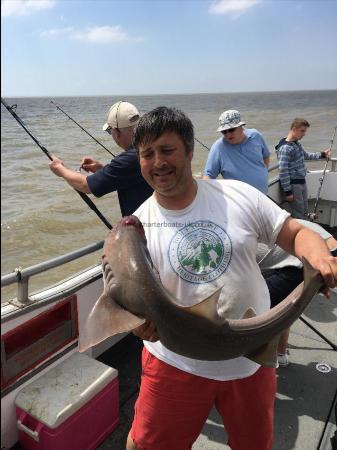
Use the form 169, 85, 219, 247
2, 90, 337, 300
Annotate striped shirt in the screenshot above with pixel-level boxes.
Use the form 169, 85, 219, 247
275, 139, 323, 193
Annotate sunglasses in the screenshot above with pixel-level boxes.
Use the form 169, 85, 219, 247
222, 128, 237, 135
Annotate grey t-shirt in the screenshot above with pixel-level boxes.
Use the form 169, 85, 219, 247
257, 219, 331, 271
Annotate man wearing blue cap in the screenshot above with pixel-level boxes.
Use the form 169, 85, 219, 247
203, 109, 270, 194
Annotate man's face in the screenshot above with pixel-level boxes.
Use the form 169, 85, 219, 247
292, 126, 308, 140
222, 126, 245, 144
138, 131, 193, 196
110, 128, 121, 145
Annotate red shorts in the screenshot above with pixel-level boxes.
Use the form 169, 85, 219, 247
130, 347, 276, 450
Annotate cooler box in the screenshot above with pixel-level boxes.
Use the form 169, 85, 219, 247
15, 352, 119, 450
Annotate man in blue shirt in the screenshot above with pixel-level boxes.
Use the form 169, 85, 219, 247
49, 101, 153, 216
203, 109, 270, 194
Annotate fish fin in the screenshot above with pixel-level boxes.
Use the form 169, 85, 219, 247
241, 307, 257, 319
187, 287, 223, 321
245, 334, 280, 368
78, 291, 145, 352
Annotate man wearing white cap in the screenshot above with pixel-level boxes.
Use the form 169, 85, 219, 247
203, 109, 270, 194
49, 101, 153, 216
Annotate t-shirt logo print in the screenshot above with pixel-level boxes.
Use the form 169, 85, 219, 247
169, 221, 232, 284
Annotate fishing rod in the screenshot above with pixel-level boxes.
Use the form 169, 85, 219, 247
308, 123, 337, 222
50, 100, 115, 157
1, 98, 112, 230
53, 101, 210, 165
194, 137, 210, 151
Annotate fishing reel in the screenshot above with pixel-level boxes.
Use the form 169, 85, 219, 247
306, 212, 319, 222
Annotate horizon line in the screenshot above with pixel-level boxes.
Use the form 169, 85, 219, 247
2, 88, 337, 99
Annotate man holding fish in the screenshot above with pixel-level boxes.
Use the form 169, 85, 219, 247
81, 106, 336, 450
115, 106, 336, 450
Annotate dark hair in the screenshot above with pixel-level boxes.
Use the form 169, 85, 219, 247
291, 118, 310, 129
133, 106, 194, 154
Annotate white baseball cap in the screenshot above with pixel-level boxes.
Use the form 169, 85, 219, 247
217, 109, 246, 132
103, 101, 140, 132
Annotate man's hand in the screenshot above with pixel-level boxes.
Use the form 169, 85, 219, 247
286, 194, 294, 203
48, 154, 91, 193
264, 156, 270, 168
309, 254, 337, 298
49, 154, 65, 177
132, 320, 159, 342
323, 149, 332, 159
276, 218, 337, 298
80, 157, 103, 173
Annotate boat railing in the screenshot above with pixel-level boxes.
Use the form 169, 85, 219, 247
269, 158, 337, 172
268, 162, 279, 172
267, 162, 280, 187
1, 240, 104, 305
1, 158, 336, 309
271, 157, 337, 169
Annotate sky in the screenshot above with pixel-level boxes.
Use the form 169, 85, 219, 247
1, 0, 337, 97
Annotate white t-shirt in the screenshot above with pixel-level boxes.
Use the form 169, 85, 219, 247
134, 179, 290, 381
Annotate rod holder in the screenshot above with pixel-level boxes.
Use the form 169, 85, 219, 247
15, 268, 30, 304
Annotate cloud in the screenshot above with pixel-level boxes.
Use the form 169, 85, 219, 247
40, 25, 144, 44
1, 0, 55, 17
40, 27, 74, 37
74, 26, 130, 43
209, 0, 261, 16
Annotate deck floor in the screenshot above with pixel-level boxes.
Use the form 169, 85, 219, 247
96, 291, 337, 450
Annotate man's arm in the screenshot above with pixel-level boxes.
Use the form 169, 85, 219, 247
303, 148, 331, 160
277, 145, 293, 201
276, 217, 337, 289
259, 132, 270, 168
264, 156, 270, 168
203, 142, 221, 179
49, 154, 91, 193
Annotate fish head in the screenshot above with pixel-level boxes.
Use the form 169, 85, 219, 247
103, 215, 149, 276
114, 215, 146, 238
105, 215, 146, 253
102, 215, 155, 301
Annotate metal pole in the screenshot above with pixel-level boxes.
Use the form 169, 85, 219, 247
309, 123, 337, 221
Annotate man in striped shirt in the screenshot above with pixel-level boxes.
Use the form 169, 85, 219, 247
275, 118, 330, 219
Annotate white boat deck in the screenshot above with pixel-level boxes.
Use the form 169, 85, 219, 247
92, 290, 337, 450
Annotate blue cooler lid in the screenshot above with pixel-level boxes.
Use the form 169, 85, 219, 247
15, 352, 118, 428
